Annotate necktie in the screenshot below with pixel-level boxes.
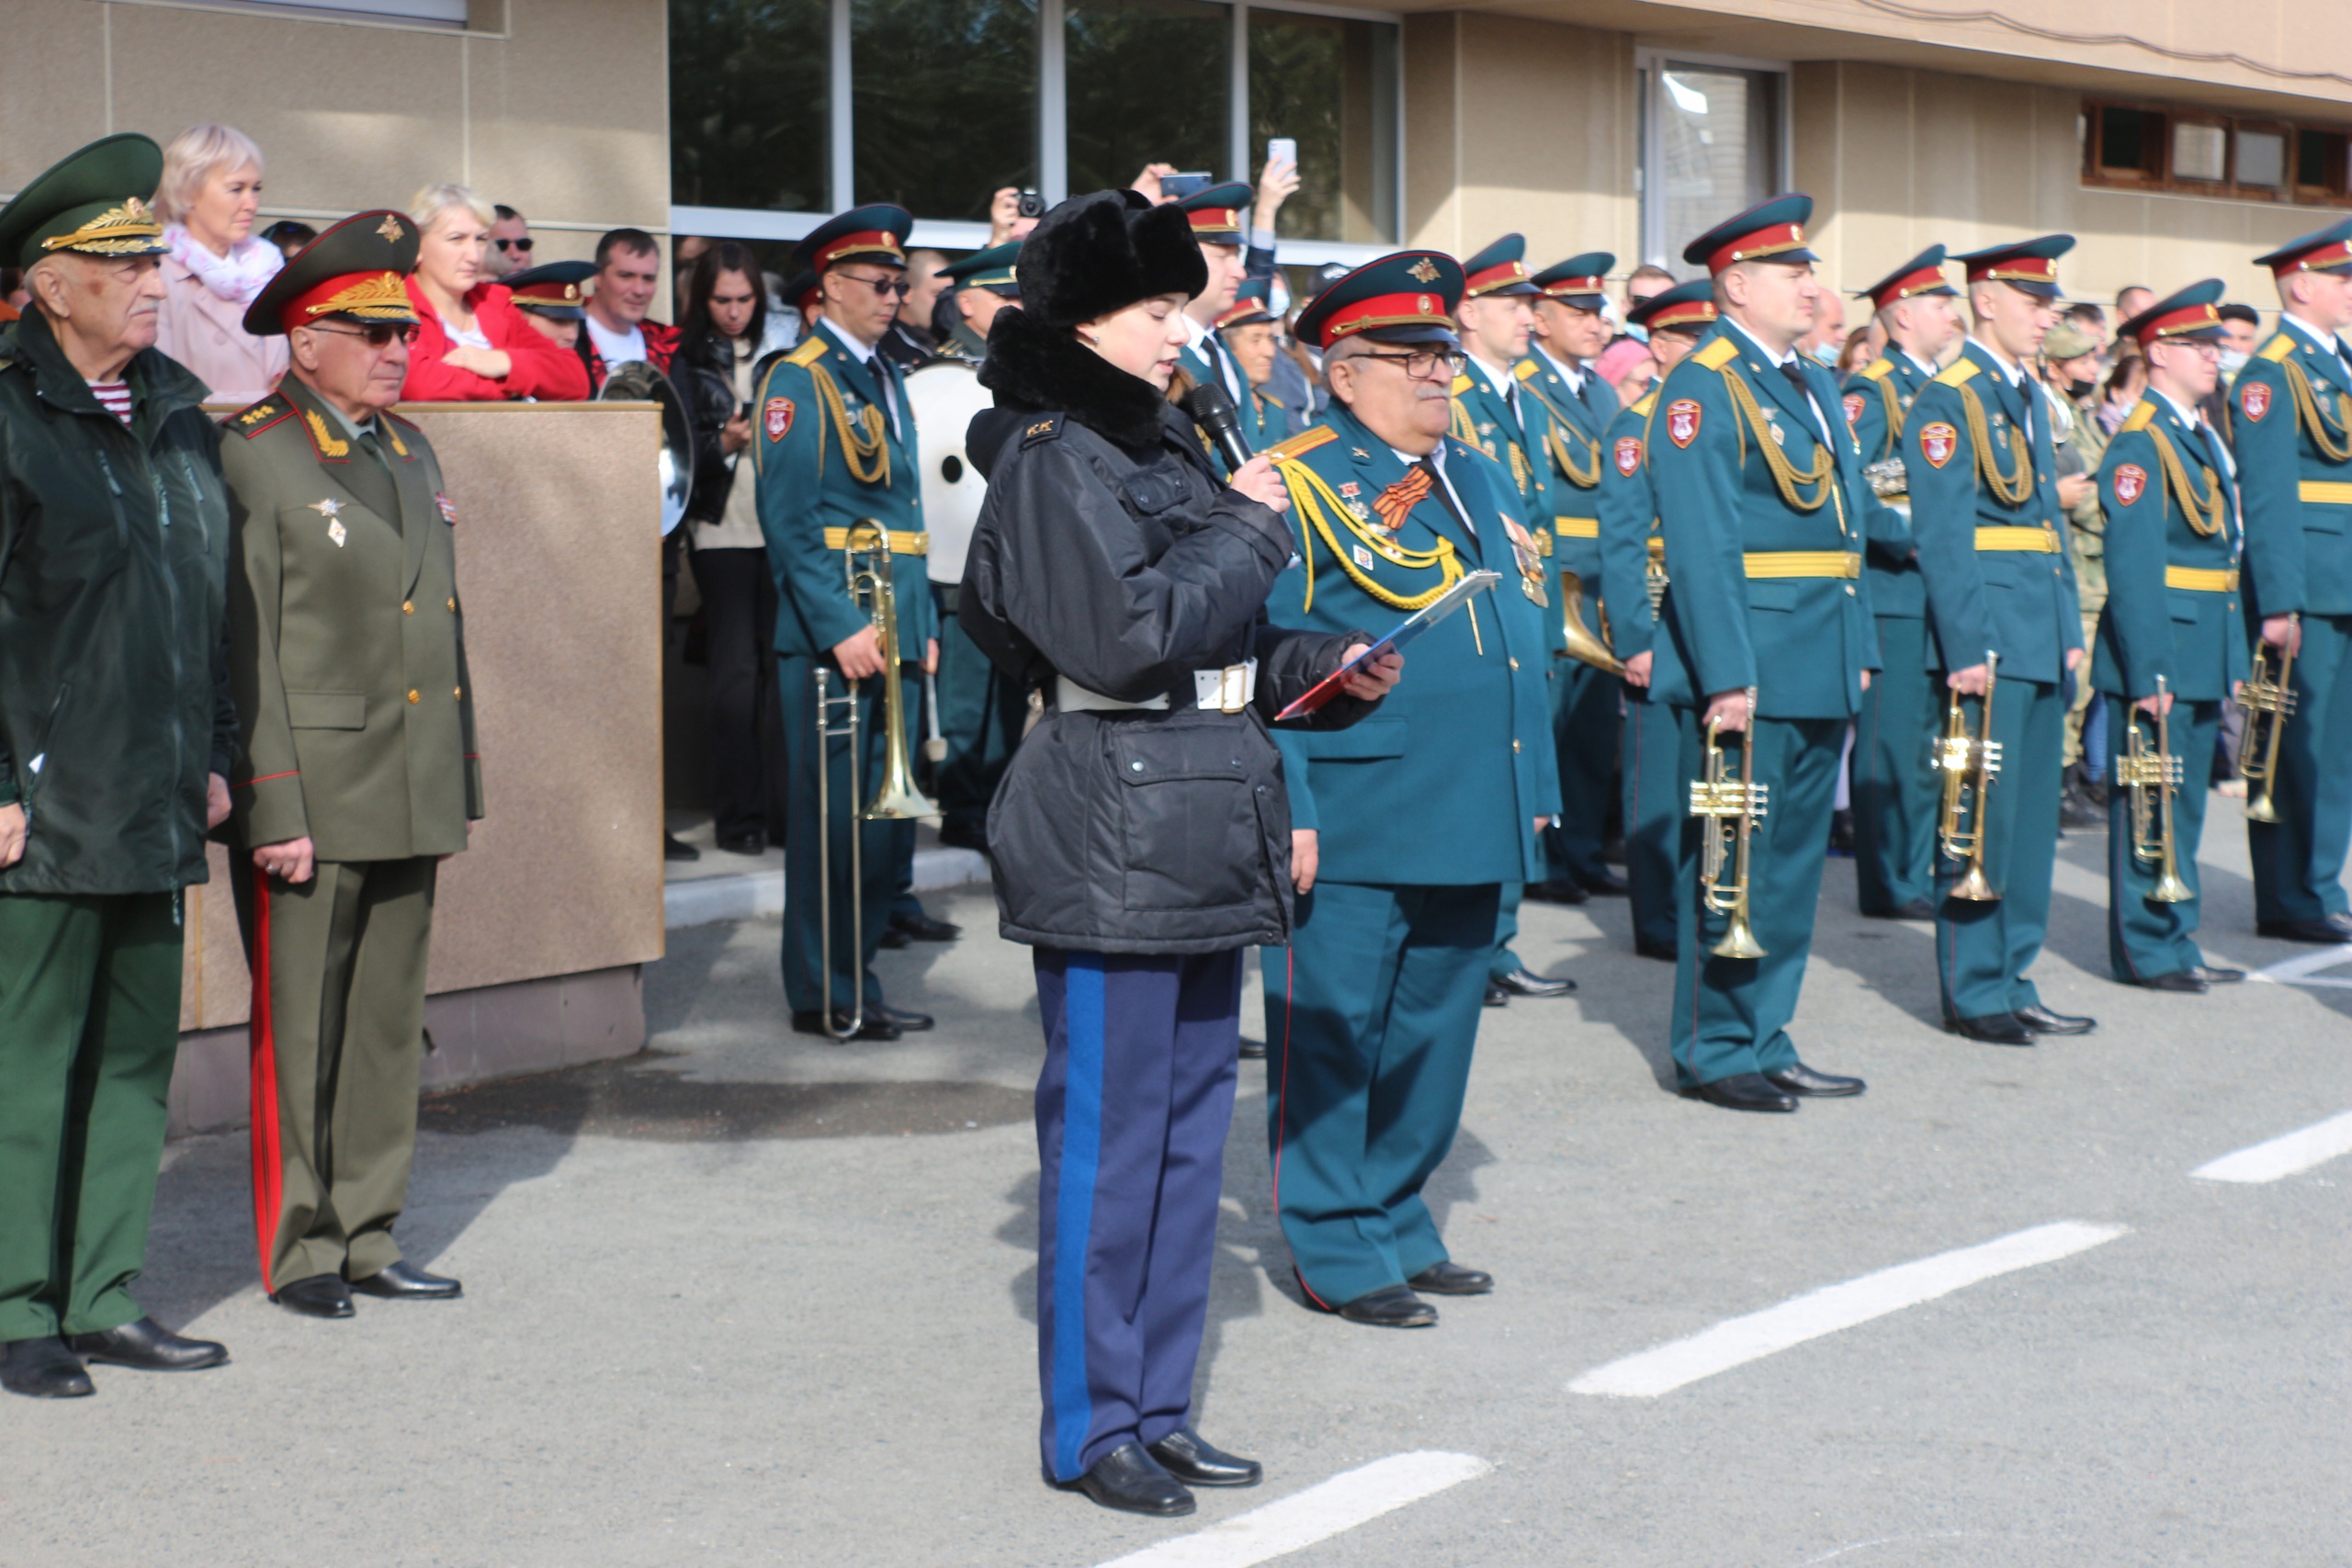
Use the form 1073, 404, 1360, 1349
1503, 380, 1520, 425
1415, 456, 1477, 541
1778, 362, 1826, 443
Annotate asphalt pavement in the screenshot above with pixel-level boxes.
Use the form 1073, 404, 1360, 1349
2, 799, 2345, 1567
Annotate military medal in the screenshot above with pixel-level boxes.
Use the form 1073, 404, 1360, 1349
309, 497, 347, 547
435, 492, 458, 525
1768, 421, 1786, 447
1353, 544, 1377, 569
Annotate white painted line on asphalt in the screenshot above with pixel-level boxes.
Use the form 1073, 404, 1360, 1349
2245, 945, 2352, 988
1091, 1451, 1491, 1568
2191, 1110, 2352, 1183
1567, 1221, 2129, 1399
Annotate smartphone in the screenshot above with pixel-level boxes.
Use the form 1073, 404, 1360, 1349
1161, 171, 1215, 200
1267, 137, 1297, 169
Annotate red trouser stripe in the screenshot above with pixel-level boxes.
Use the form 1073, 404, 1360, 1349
1270, 945, 1332, 1313
246, 875, 284, 1295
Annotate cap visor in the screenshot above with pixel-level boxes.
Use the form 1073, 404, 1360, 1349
1356, 322, 1460, 346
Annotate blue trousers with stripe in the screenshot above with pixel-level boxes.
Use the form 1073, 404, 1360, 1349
1034, 947, 1242, 1483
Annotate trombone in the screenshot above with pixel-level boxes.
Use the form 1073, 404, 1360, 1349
813, 519, 941, 1040
2115, 674, 2193, 904
1689, 687, 1767, 959
2237, 619, 2297, 823
1935, 649, 2002, 902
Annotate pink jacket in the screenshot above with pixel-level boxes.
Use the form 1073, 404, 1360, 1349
153, 254, 288, 405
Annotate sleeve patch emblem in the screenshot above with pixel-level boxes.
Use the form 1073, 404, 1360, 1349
2112, 463, 2147, 506
1666, 399, 1702, 448
1918, 421, 1958, 468
1841, 391, 1865, 430
1613, 435, 1644, 476
764, 397, 795, 441
2240, 381, 2271, 423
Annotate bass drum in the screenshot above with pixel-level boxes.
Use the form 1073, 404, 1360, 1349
599, 360, 695, 536
903, 358, 993, 585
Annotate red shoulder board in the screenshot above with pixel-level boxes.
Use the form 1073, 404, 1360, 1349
229, 399, 292, 439
2239, 380, 2271, 423
2111, 463, 2147, 506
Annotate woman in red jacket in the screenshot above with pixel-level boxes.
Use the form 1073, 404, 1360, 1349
401, 184, 589, 401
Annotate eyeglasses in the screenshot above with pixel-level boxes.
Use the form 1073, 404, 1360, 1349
494, 237, 534, 254
308, 322, 422, 348
835, 272, 912, 299
1356, 348, 1466, 380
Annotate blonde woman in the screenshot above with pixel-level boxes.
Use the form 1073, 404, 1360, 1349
153, 122, 288, 402
400, 183, 587, 401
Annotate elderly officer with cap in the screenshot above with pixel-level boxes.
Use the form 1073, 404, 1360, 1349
937, 241, 1020, 367
755, 204, 938, 1040
1647, 193, 1874, 1112
2233, 217, 2352, 943
2094, 281, 2250, 991
1842, 245, 1960, 922
220, 209, 481, 1317
1261, 251, 1557, 1326
1597, 278, 1718, 962
1907, 235, 2090, 1045
0, 133, 236, 1397
1214, 278, 1290, 451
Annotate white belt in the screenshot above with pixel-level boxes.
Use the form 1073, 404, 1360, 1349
1056, 659, 1258, 715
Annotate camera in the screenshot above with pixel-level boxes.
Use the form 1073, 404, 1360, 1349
1016, 188, 1045, 220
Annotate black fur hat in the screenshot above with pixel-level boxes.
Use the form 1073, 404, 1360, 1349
1016, 189, 1208, 330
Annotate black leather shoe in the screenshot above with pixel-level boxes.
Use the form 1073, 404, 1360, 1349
1765, 1060, 1866, 1097
889, 909, 961, 942
349, 1260, 461, 1300
1578, 867, 1630, 897
1526, 878, 1589, 906
662, 831, 702, 863
877, 925, 913, 949
1055, 1442, 1193, 1517
1238, 1037, 1267, 1060
1147, 1427, 1262, 1488
1335, 1284, 1438, 1327
65, 1317, 227, 1371
874, 1003, 933, 1032
791, 1010, 901, 1042
2016, 1004, 2095, 1035
1948, 1011, 2036, 1045
1, 1337, 93, 1398
2256, 918, 2352, 944
2192, 964, 2246, 984
1493, 967, 1577, 998
1407, 1261, 1493, 1295
271, 1274, 355, 1318
1483, 983, 1510, 1008
1684, 1072, 1799, 1111
2132, 969, 2209, 993
1865, 897, 1937, 920
715, 831, 767, 857
1634, 937, 1677, 961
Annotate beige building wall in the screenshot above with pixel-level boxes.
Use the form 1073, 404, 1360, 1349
0, 0, 669, 270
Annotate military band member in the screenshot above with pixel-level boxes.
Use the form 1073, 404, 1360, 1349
2233, 217, 2352, 943
1214, 278, 1289, 451
1263, 253, 1559, 1325
755, 205, 940, 1040
0, 134, 235, 1396
936, 241, 1020, 366
1172, 183, 1254, 438
224, 211, 481, 1315
1647, 194, 1873, 1112
1521, 252, 1632, 905
1843, 246, 1959, 921
1908, 237, 2091, 1045
1597, 278, 1718, 961
1452, 234, 1574, 1002
2094, 282, 2249, 991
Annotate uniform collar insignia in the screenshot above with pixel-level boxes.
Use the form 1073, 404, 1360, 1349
308, 497, 343, 517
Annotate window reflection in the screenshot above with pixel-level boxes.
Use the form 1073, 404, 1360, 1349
1651, 65, 1779, 276
671, 0, 831, 214
854, 0, 1038, 220
1067, 0, 1231, 199
1249, 11, 1397, 243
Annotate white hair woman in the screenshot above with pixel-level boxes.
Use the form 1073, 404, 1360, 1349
153, 122, 288, 402
400, 182, 586, 401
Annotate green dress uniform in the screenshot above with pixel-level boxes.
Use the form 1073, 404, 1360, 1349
221, 213, 483, 1295
2092, 285, 2250, 985
2233, 218, 2352, 935
1174, 184, 1256, 478
1260, 254, 1559, 1309
1215, 280, 1291, 453
1597, 279, 1720, 957
1907, 237, 2085, 1032
755, 207, 938, 1029
0, 136, 236, 1350
1647, 197, 1877, 1101
1840, 246, 1954, 919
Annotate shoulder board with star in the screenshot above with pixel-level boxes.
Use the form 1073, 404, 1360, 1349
2258, 333, 2296, 364
1933, 357, 1980, 388
1860, 358, 1895, 383
786, 336, 829, 368
1512, 359, 1540, 383
1692, 336, 1739, 371
2120, 400, 2157, 434
1268, 424, 1338, 460
231, 397, 293, 438
1450, 373, 1475, 396
1631, 391, 1658, 418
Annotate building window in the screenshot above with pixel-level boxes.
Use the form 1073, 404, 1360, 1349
1064, 0, 1231, 199
854, 0, 1039, 222
1638, 57, 1784, 276
1249, 9, 1398, 244
2084, 98, 2352, 207
2299, 130, 2349, 206
670, 0, 830, 214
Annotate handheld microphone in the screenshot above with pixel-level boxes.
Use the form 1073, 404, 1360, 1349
1182, 383, 1255, 473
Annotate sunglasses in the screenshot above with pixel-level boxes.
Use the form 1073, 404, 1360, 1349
835, 272, 911, 299
310, 321, 422, 348
495, 237, 535, 254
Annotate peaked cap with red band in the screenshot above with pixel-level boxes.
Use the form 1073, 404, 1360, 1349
1177, 182, 1253, 244
1683, 193, 1819, 276
789, 203, 913, 274
1951, 234, 2075, 300
1855, 243, 1953, 310
1215, 277, 1275, 331
1294, 250, 1464, 350
2256, 216, 2352, 277
2117, 277, 2226, 346
1626, 276, 1717, 336
503, 259, 594, 320
1463, 233, 1541, 299
243, 209, 422, 337
1532, 251, 1614, 310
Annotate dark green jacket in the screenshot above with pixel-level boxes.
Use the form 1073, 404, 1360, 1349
0, 309, 234, 896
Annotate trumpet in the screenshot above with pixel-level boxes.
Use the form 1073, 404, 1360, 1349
2237, 623, 2297, 824
2115, 674, 2193, 904
1689, 688, 1767, 959
1556, 569, 1626, 675
812, 520, 940, 1040
1935, 649, 2002, 902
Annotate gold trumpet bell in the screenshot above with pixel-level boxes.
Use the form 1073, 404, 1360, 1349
1556, 570, 1626, 676
1711, 907, 1767, 961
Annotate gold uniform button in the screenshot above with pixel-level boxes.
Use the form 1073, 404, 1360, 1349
407, 689, 420, 705
454, 686, 463, 699
1845, 584, 1856, 595
402, 600, 413, 615
1512, 739, 1521, 754
1510, 657, 1521, 670
447, 597, 457, 612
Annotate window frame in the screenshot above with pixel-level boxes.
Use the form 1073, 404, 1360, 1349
2082, 96, 2352, 209
1634, 47, 1793, 276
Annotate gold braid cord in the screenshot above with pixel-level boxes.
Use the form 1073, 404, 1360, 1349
2282, 359, 2352, 463
808, 362, 892, 486
1957, 383, 2035, 505
2146, 425, 2227, 537
1520, 378, 1603, 489
1718, 368, 1835, 512
1874, 374, 1906, 455
1275, 456, 1463, 614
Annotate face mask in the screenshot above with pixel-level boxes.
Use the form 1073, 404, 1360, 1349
1809, 342, 1840, 367
1621, 321, 1648, 344
2219, 348, 2250, 376
2065, 377, 2095, 400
